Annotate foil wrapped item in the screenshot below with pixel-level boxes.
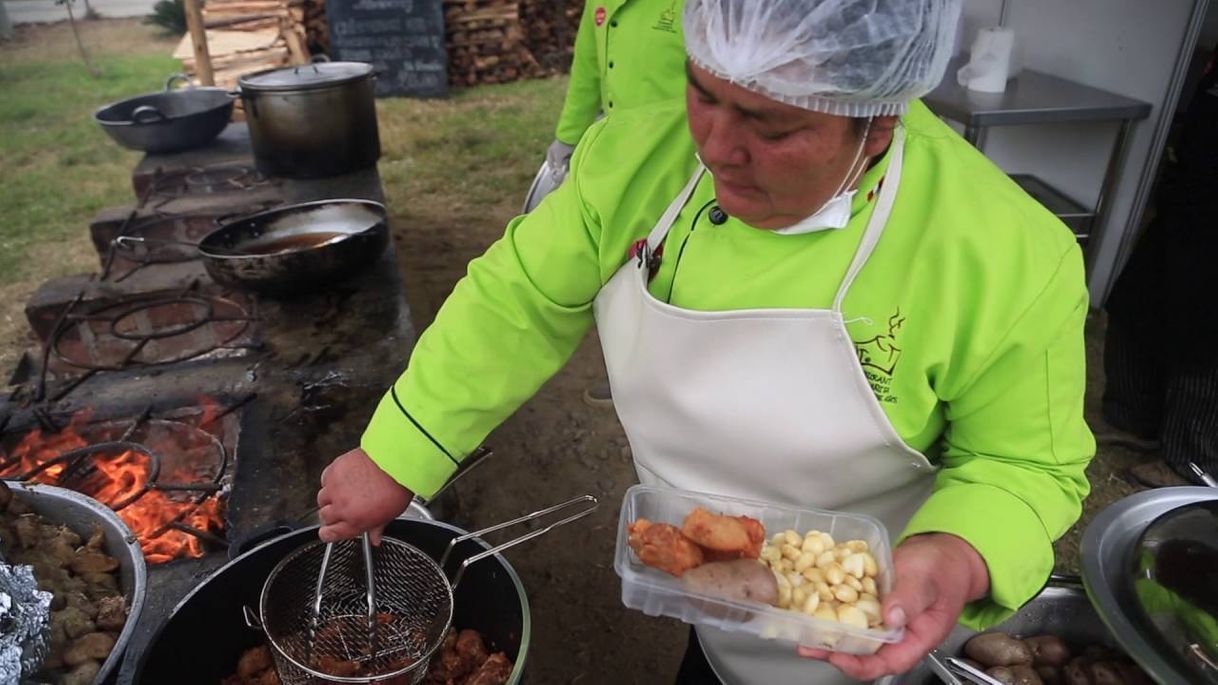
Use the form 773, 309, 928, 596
0, 561, 53, 683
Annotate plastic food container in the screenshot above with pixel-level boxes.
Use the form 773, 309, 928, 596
614, 485, 903, 655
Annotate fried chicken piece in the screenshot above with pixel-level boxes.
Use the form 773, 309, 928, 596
315, 656, 362, 677
237, 646, 274, 680
680, 508, 765, 560
455, 630, 489, 670
627, 518, 705, 577
466, 652, 513, 685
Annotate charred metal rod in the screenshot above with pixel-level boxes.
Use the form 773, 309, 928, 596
152, 482, 223, 492
49, 370, 98, 404
37, 292, 84, 402
200, 392, 256, 429
168, 521, 229, 548
119, 405, 154, 442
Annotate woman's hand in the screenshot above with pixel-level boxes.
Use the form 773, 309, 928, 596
317, 447, 414, 545
797, 533, 990, 680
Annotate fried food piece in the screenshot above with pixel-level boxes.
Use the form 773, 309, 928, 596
680, 508, 765, 559
63, 632, 115, 666
466, 652, 513, 685
95, 595, 127, 631
60, 659, 101, 685
316, 656, 362, 677
628, 519, 705, 577
70, 549, 120, 575
237, 645, 274, 679
455, 629, 489, 672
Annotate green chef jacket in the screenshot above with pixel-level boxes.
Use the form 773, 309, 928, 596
554, 0, 687, 145
363, 100, 1096, 628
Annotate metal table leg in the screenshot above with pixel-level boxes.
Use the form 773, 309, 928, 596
1084, 119, 1135, 273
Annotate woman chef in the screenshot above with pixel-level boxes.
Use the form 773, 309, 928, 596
316, 0, 1096, 682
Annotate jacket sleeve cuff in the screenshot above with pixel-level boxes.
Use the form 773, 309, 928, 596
899, 483, 1054, 629
360, 391, 458, 499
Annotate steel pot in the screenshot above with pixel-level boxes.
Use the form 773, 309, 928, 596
886, 579, 1116, 685
130, 518, 529, 685
115, 199, 390, 296
4, 481, 147, 685
238, 61, 380, 179
1082, 486, 1218, 684
94, 74, 235, 154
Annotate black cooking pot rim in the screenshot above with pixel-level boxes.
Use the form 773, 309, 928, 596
138, 518, 531, 683
93, 88, 235, 126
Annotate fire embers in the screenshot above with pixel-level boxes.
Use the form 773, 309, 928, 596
0, 482, 130, 685
0, 401, 232, 564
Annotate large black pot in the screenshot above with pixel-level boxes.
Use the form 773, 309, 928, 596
238, 61, 380, 179
131, 518, 528, 684
94, 74, 235, 154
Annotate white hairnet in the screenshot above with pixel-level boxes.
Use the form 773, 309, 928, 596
684, 0, 961, 117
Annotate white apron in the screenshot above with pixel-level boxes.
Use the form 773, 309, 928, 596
594, 131, 937, 684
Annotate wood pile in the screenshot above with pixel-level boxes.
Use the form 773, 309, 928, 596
519, 0, 580, 73
174, 0, 310, 91
442, 0, 580, 86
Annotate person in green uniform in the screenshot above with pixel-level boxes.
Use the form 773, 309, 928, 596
542, 0, 687, 180
318, 0, 1095, 681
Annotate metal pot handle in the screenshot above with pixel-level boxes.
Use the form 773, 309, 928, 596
311, 54, 331, 63
131, 105, 166, 124
439, 494, 599, 591
164, 73, 194, 91
243, 605, 263, 630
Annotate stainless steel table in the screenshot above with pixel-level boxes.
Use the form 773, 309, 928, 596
924, 59, 1152, 252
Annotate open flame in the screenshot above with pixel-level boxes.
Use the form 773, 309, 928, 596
0, 406, 226, 564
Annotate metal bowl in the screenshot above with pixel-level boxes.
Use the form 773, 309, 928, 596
4, 480, 147, 685
886, 581, 1115, 684
94, 74, 234, 154
1130, 499, 1218, 682
1082, 486, 1218, 684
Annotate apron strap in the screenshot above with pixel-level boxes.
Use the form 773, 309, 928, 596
645, 164, 707, 255
832, 127, 906, 313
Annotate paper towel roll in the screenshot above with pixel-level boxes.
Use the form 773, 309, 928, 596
957, 27, 1015, 94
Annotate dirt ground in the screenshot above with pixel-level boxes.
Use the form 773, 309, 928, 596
387, 198, 1155, 685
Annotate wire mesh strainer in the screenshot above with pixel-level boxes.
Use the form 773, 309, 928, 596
254, 494, 598, 685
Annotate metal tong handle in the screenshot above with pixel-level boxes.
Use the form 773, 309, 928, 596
944, 656, 1007, 685
440, 494, 599, 591
924, 649, 964, 685
1188, 462, 1218, 488
307, 533, 378, 658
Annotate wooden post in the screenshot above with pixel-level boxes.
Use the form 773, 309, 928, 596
183, 0, 215, 86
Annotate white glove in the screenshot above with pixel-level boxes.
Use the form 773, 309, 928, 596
545, 139, 576, 173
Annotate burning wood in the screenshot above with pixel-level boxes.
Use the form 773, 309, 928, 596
0, 403, 229, 564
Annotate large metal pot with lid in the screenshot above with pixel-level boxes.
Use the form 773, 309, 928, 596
237, 60, 380, 179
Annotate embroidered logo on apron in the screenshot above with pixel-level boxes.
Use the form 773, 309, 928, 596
595, 6, 606, 26
854, 309, 905, 404
652, 2, 678, 32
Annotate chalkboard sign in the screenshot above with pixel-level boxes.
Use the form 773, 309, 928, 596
327, 0, 448, 98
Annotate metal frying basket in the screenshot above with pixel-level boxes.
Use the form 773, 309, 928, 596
256, 494, 598, 684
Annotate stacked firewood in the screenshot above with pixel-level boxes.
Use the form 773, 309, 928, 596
173, 0, 310, 91
443, 0, 539, 86
518, 0, 580, 73
302, 0, 329, 55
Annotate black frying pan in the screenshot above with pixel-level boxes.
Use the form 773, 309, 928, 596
115, 199, 389, 297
